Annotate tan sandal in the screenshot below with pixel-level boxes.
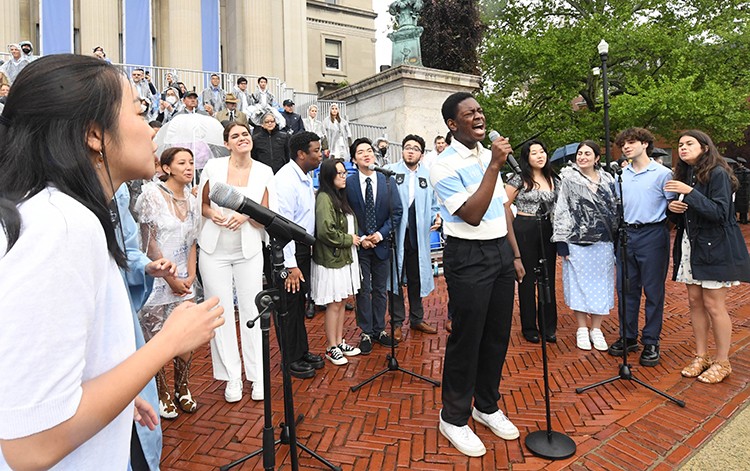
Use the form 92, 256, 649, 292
681, 354, 712, 378
697, 360, 732, 384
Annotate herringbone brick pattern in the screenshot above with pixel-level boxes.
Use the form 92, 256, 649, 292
161, 227, 750, 470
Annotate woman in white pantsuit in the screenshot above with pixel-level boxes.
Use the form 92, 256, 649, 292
199, 122, 274, 403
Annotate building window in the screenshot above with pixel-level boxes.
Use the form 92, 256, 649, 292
325, 39, 342, 71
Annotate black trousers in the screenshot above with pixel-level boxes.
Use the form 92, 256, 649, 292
441, 236, 516, 426
390, 229, 424, 326
281, 243, 311, 362
513, 215, 558, 337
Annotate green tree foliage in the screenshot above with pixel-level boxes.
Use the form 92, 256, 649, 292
419, 0, 485, 74
479, 0, 750, 154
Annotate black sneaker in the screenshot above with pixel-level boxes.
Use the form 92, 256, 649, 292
639, 344, 660, 366
302, 352, 325, 369
608, 337, 639, 356
289, 360, 316, 379
359, 333, 373, 355
376, 331, 397, 347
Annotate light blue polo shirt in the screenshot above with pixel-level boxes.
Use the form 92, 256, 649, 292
620, 159, 674, 224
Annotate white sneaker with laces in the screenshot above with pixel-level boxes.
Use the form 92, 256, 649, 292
439, 410, 486, 457
338, 341, 361, 357
576, 327, 592, 350
225, 378, 243, 403
472, 407, 520, 440
326, 346, 348, 366
590, 328, 608, 351
251, 382, 264, 401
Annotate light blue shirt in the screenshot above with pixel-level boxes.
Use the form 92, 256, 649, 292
274, 160, 316, 267
620, 159, 674, 224
429, 140, 508, 240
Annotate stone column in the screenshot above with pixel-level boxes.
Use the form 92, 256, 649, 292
1, 0, 21, 51
80, 0, 119, 62
245, 0, 274, 77
281, 0, 308, 91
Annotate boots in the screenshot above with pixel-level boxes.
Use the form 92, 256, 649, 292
173, 354, 197, 413
156, 368, 178, 419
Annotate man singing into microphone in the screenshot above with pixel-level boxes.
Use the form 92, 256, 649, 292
430, 92, 525, 456
346, 138, 403, 354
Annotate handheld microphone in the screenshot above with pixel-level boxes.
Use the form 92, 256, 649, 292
367, 163, 396, 177
488, 130, 522, 175
209, 182, 315, 246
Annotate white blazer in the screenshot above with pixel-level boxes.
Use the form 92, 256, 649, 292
198, 156, 274, 259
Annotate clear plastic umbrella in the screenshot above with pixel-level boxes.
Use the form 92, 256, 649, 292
155, 113, 229, 170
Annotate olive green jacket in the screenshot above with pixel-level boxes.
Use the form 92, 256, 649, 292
313, 192, 356, 268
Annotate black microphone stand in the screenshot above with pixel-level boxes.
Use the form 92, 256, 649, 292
525, 205, 576, 459
575, 168, 685, 407
351, 173, 441, 392
220, 237, 342, 471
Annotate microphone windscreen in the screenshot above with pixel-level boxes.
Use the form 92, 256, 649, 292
488, 130, 500, 142
209, 181, 243, 211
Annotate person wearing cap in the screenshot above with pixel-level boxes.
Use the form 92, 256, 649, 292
178, 91, 209, 116
0, 44, 30, 84
216, 93, 248, 126
280, 99, 305, 135
202, 73, 226, 113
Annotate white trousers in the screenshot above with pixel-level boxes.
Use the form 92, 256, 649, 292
199, 230, 264, 386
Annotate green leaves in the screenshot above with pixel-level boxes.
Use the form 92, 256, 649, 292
479, 0, 750, 150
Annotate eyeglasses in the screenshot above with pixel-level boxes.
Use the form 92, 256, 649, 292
403, 145, 422, 153
336, 171, 348, 177
263, 119, 275, 124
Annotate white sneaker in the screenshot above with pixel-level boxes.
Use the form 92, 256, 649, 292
576, 327, 592, 350
590, 328, 608, 351
439, 410, 486, 457
224, 378, 243, 403
326, 346, 348, 366
338, 340, 361, 357
251, 382, 264, 401
472, 407, 520, 440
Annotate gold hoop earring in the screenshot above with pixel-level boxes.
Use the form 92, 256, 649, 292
96, 151, 104, 169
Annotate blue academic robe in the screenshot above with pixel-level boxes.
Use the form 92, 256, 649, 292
115, 184, 163, 471
384, 161, 439, 297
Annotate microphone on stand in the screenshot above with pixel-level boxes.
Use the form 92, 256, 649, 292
608, 161, 622, 175
367, 163, 396, 177
209, 181, 315, 246
488, 130, 522, 175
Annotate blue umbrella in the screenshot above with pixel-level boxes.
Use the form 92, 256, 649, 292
551, 143, 579, 162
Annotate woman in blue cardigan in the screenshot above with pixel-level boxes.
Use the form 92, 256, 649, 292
666, 129, 750, 384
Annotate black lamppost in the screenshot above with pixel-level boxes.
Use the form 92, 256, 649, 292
598, 39, 611, 167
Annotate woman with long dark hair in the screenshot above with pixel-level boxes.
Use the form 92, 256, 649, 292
666, 130, 750, 383
505, 139, 559, 343
552, 141, 618, 351
311, 158, 362, 365
0, 54, 222, 469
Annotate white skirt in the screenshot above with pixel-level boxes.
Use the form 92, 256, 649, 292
310, 215, 361, 304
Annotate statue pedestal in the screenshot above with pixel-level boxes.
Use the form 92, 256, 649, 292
389, 27, 424, 67
323, 65, 481, 147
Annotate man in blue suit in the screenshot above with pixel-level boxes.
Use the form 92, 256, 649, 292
346, 137, 403, 354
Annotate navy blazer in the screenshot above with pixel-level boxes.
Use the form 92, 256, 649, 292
346, 171, 403, 260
